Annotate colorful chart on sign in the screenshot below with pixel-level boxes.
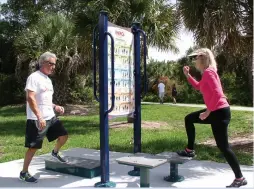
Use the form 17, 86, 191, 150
108, 22, 135, 119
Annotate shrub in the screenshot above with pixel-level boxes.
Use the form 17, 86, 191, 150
0, 74, 25, 106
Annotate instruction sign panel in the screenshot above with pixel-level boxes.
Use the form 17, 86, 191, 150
108, 22, 134, 119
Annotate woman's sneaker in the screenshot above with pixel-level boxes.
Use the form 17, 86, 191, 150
226, 178, 247, 188
19, 171, 38, 183
177, 148, 195, 157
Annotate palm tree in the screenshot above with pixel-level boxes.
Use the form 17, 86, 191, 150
3, 0, 182, 105
74, 0, 182, 106
14, 14, 84, 104
177, 0, 253, 94
75, 0, 181, 52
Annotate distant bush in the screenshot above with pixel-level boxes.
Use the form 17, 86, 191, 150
0, 74, 25, 106
68, 87, 94, 104
142, 93, 160, 102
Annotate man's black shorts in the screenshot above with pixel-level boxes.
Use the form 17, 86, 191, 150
25, 116, 68, 149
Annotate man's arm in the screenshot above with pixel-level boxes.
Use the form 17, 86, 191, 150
52, 103, 64, 114
26, 90, 42, 120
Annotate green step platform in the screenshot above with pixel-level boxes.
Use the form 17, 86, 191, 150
45, 156, 101, 178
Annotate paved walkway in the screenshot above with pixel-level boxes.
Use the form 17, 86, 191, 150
142, 102, 254, 111
0, 148, 253, 188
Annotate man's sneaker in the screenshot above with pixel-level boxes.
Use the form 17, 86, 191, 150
226, 178, 247, 188
19, 171, 38, 183
51, 150, 66, 163
177, 148, 195, 157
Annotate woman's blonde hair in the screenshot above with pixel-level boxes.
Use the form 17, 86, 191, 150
188, 48, 217, 71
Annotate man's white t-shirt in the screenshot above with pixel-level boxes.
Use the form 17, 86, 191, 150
158, 83, 165, 93
25, 71, 55, 120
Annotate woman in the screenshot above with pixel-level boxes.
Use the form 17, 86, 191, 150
177, 48, 247, 188
172, 84, 177, 104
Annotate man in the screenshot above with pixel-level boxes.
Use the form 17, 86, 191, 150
19, 52, 68, 183
158, 81, 165, 104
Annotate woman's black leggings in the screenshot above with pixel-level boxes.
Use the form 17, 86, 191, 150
184, 107, 243, 178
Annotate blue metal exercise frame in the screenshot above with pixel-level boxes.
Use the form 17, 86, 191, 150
92, 11, 147, 187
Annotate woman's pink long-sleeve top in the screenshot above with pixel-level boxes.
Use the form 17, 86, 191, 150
187, 67, 229, 111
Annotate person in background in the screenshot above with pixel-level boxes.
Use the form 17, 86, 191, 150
20, 52, 68, 183
158, 81, 165, 104
177, 48, 247, 188
172, 83, 177, 104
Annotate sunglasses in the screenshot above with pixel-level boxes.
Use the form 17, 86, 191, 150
45, 61, 56, 66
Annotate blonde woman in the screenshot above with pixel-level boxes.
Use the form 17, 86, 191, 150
177, 48, 247, 188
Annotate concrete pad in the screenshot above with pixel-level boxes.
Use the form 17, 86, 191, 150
0, 148, 253, 188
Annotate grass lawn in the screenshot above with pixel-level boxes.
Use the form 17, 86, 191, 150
0, 104, 253, 165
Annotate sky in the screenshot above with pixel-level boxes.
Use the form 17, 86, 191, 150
0, 0, 195, 61
148, 28, 194, 62
148, 0, 195, 61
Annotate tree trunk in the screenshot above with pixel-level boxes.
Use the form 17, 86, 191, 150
53, 76, 69, 105
248, 55, 254, 106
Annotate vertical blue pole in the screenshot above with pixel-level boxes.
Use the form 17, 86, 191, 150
95, 11, 115, 188
99, 10, 109, 184
133, 22, 142, 158
128, 22, 141, 176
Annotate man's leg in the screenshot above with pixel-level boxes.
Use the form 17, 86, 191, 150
20, 119, 43, 182
173, 97, 176, 104
159, 93, 162, 104
20, 149, 38, 183
47, 117, 68, 162
23, 119, 44, 170
22, 148, 37, 172
53, 135, 68, 153
161, 92, 164, 104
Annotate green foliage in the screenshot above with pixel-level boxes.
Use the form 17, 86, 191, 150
177, 0, 253, 98
13, 13, 85, 104
14, 13, 77, 58
177, 83, 203, 104
144, 49, 252, 106
75, 0, 180, 51
0, 74, 25, 106
69, 87, 94, 104
0, 0, 181, 105
177, 0, 252, 51
142, 93, 160, 102
67, 75, 94, 104
221, 72, 252, 106
0, 0, 252, 106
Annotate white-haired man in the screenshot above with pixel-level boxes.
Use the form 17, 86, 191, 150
19, 52, 68, 183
